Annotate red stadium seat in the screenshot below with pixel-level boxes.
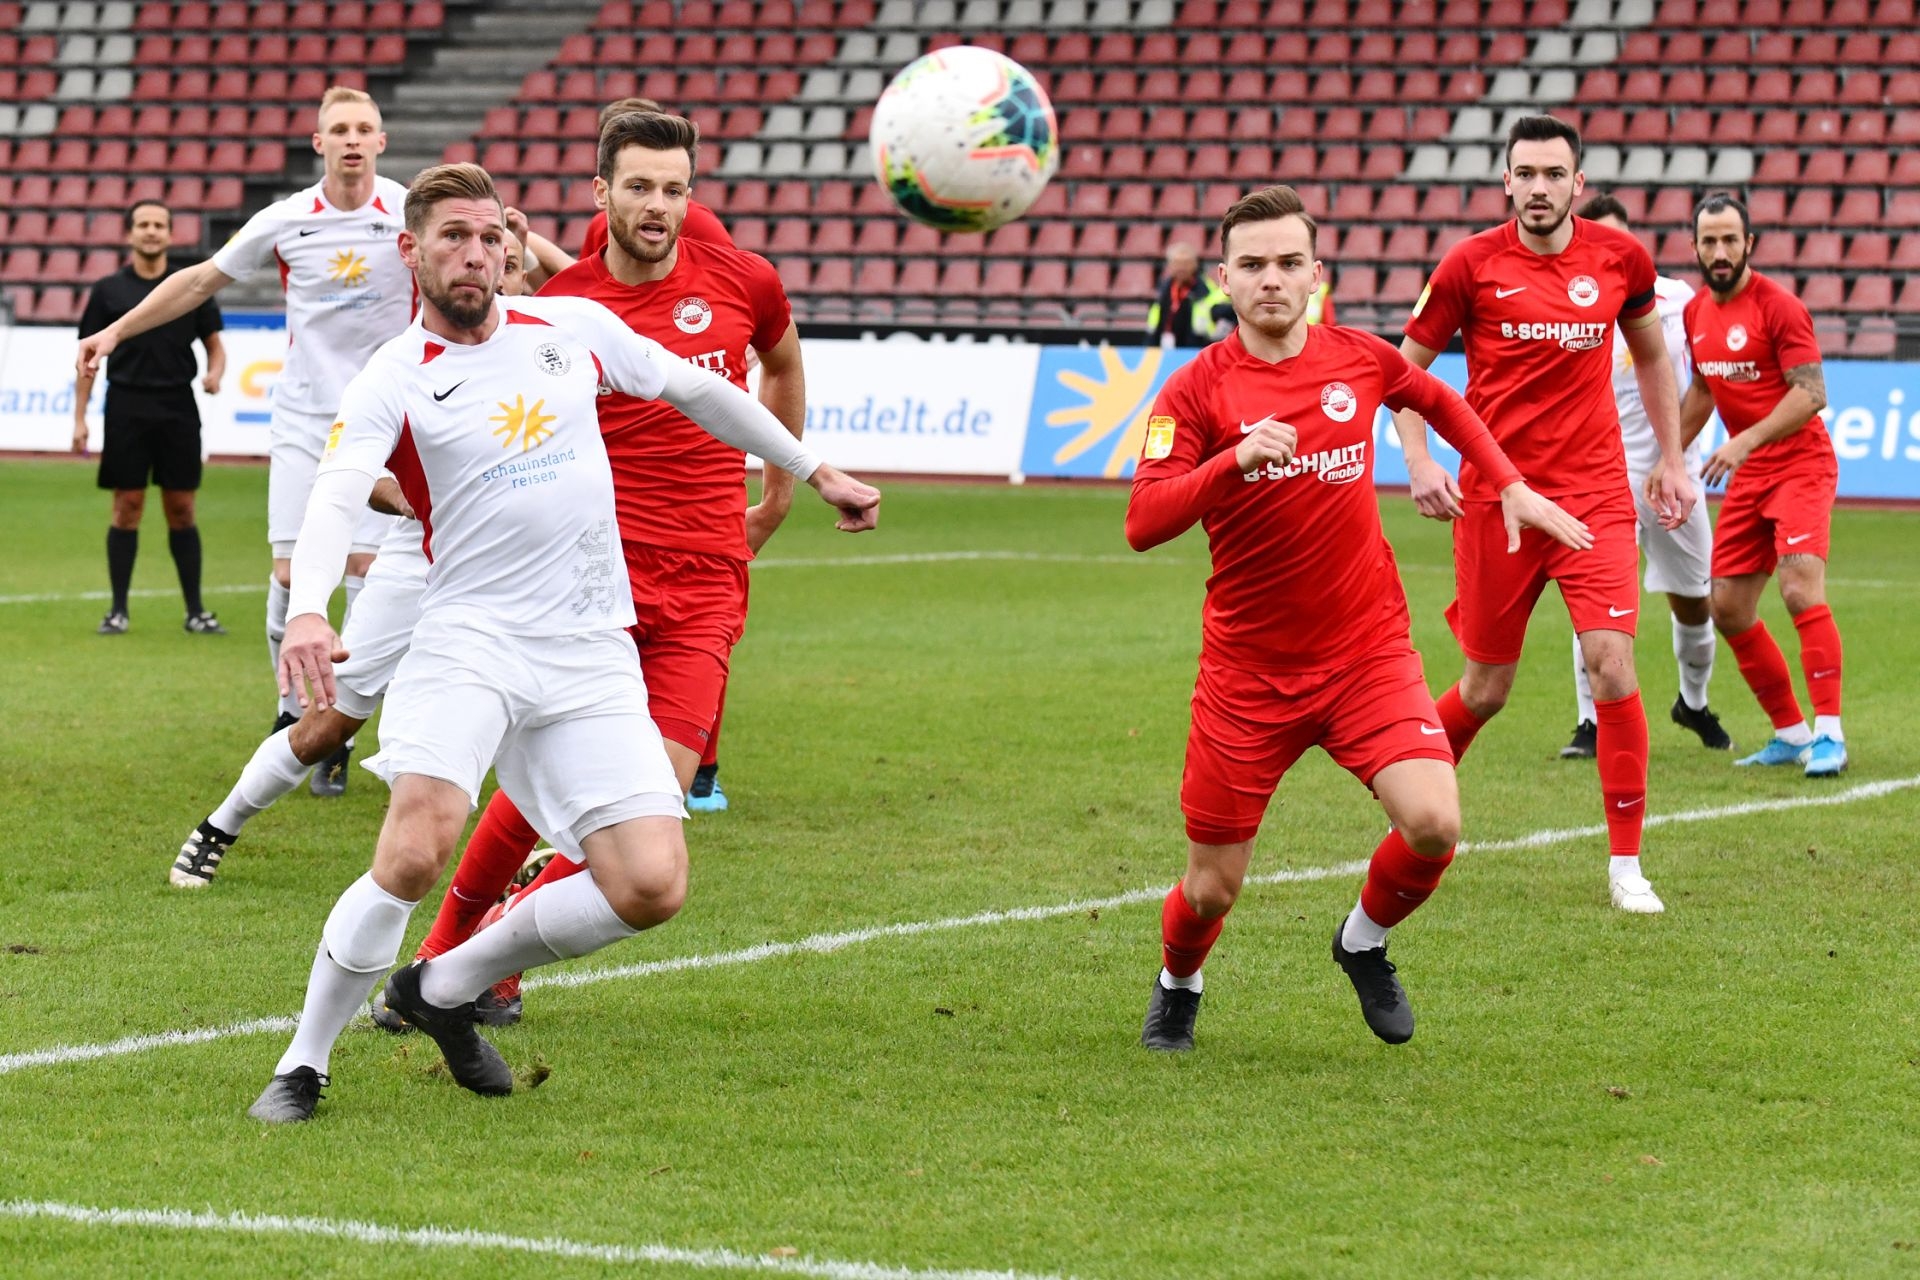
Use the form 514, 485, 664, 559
1835, 191, 1883, 227
1847, 233, 1891, 268
1797, 232, 1844, 269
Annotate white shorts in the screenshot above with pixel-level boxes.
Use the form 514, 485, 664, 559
364, 618, 684, 860
268, 405, 393, 555
330, 561, 426, 722
1630, 468, 1714, 598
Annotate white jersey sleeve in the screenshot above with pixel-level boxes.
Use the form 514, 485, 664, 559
211, 195, 295, 282
318, 358, 407, 480
528, 294, 820, 478
1614, 274, 1698, 479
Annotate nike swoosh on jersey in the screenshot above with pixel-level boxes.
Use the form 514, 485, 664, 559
1419, 725, 1446, 735
298, 227, 321, 236
1494, 286, 1527, 298
432, 380, 467, 402
1785, 534, 1811, 545
1238, 420, 1264, 434
1608, 606, 1635, 617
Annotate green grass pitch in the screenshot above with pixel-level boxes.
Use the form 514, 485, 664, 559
2, 457, 1918, 1278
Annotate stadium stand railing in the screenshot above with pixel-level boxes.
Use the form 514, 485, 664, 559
4, 0, 1915, 355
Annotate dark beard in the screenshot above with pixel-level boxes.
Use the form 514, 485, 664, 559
433, 280, 493, 327
609, 214, 674, 264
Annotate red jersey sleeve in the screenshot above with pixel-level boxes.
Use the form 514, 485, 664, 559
1361, 331, 1523, 493
1402, 242, 1473, 352
579, 210, 608, 260
1762, 284, 1822, 370
1125, 363, 1243, 551
1618, 233, 1658, 322
742, 252, 793, 351
684, 200, 736, 248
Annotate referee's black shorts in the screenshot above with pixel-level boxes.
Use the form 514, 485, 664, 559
97, 384, 204, 492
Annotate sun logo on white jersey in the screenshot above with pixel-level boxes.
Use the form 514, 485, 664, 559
327, 250, 370, 286
490, 394, 557, 452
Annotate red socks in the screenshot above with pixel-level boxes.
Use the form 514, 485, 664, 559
1792, 605, 1843, 718
1435, 684, 1486, 764
1725, 620, 1807, 731
518, 846, 586, 898
417, 791, 540, 958
1358, 829, 1454, 928
1594, 692, 1648, 858
1161, 880, 1224, 978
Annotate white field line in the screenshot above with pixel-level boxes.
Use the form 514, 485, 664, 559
0, 1200, 1076, 1280
0, 583, 264, 607
2, 775, 1915, 1077
1, 553, 1903, 606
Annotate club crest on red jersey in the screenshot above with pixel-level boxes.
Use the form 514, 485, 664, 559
1727, 324, 1748, 352
672, 296, 714, 334
1320, 381, 1357, 423
1567, 275, 1600, 307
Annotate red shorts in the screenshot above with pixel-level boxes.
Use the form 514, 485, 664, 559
1712, 457, 1837, 578
1445, 489, 1639, 666
625, 545, 748, 752
1181, 645, 1453, 846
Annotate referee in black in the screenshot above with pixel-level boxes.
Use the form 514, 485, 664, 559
73, 200, 228, 635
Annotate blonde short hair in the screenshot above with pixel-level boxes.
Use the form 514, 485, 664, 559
404, 162, 501, 235
316, 85, 378, 130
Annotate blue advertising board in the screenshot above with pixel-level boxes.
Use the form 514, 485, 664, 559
1020, 344, 1920, 500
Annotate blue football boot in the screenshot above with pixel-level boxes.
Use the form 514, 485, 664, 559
1803, 735, 1848, 778
1735, 736, 1812, 768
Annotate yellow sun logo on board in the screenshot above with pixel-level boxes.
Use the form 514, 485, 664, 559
1044, 346, 1167, 478
327, 250, 370, 286
489, 394, 556, 452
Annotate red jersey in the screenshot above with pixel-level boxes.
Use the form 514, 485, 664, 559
1126, 326, 1522, 672
1403, 216, 1658, 501
579, 199, 734, 259
1682, 269, 1832, 484
540, 236, 792, 559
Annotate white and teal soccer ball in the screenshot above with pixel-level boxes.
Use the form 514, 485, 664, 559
869, 46, 1060, 234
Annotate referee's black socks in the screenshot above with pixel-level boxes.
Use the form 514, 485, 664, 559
106, 526, 137, 616
168, 526, 204, 618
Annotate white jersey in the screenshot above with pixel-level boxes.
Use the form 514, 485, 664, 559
319, 294, 686, 639
1613, 274, 1698, 479
212, 175, 414, 420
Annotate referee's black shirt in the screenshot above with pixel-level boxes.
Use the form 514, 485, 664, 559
78, 262, 224, 390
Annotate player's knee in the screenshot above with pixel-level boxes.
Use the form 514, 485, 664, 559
1710, 598, 1754, 636
1182, 867, 1241, 918
1398, 806, 1460, 856
1461, 682, 1508, 719
601, 857, 687, 929
271, 562, 293, 589
1779, 579, 1824, 617
288, 711, 353, 765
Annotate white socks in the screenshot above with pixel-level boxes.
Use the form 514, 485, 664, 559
1610, 854, 1644, 883
1779, 722, 1815, 746
266, 576, 301, 720
1674, 618, 1716, 711
1340, 901, 1390, 952
1814, 715, 1845, 742
417, 873, 637, 1008
1571, 634, 1597, 724
1159, 967, 1202, 993
208, 727, 312, 835
343, 574, 364, 616
276, 873, 418, 1076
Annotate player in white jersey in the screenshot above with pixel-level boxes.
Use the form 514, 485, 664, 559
168, 235, 539, 890
247, 166, 880, 1122
76, 86, 415, 789
1560, 195, 1728, 759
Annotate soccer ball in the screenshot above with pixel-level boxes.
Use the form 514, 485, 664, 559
869, 46, 1059, 234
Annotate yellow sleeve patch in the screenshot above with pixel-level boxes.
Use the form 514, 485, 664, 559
1411, 283, 1432, 318
322, 421, 344, 460
1143, 416, 1176, 460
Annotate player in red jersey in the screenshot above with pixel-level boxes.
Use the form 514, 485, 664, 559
1681, 194, 1846, 778
1128, 186, 1590, 1052
513, 98, 735, 294
1393, 116, 1696, 916
379, 110, 812, 1027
